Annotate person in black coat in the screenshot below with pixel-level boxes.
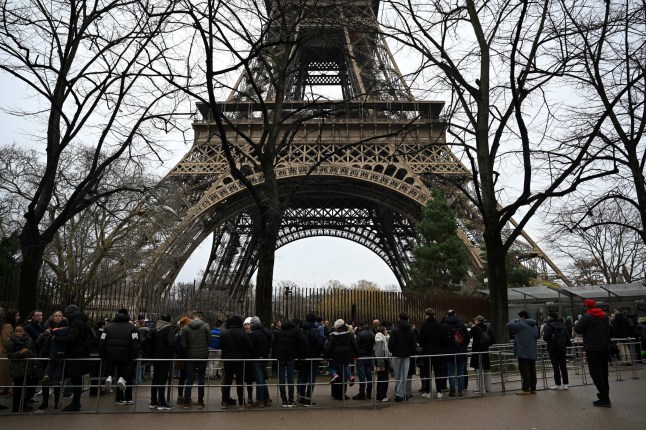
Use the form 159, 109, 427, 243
272, 319, 307, 407
219, 315, 254, 409
353, 321, 375, 400
470, 316, 496, 393
149, 313, 176, 410
542, 312, 570, 391
99, 308, 139, 405
297, 313, 324, 406
54, 305, 91, 411
248, 316, 273, 407
388, 312, 417, 402
575, 299, 613, 407
417, 308, 449, 398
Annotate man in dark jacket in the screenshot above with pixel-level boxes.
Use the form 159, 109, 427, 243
273, 319, 307, 407
542, 312, 570, 391
55, 304, 91, 411
388, 312, 416, 402
99, 308, 139, 405
575, 299, 612, 407
149, 313, 176, 410
442, 310, 470, 397
353, 320, 375, 400
181, 311, 210, 409
248, 316, 272, 407
417, 308, 448, 398
507, 310, 538, 395
297, 313, 323, 406
220, 315, 254, 409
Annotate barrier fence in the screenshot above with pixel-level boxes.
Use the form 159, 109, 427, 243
0, 339, 642, 414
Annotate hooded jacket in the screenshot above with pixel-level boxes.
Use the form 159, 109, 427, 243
575, 308, 611, 352
100, 312, 139, 362
181, 318, 211, 359
249, 323, 272, 359
442, 315, 470, 354
355, 326, 375, 357
324, 324, 358, 364
6, 333, 36, 378
273, 320, 307, 361
152, 319, 177, 359
220, 318, 254, 360
388, 319, 417, 358
418, 316, 448, 354
507, 318, 539, 360
542, 320, 570, 353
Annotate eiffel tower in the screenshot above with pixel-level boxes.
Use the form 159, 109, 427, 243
142, 0, 567, 298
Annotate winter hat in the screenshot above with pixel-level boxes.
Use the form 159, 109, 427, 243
228, 315, 243, 327
474, 315, 485, 322
244, 317, 252, 325
305, 313, 317, 323
250, 316, 261, 326
117, 308, 129, 316
334, 319, 345, 329
64, 304, 79, 315
447, 309, 456, 316
583, 299, 596, 309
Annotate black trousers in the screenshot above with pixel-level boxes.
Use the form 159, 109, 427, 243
548, 349, 569, 385
151, 361, 172, 405
586, 350, 610, 401
517, 358, 536, 391
222, 361, 244, 404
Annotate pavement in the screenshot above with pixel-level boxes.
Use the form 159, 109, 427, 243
1, 365, 644, 430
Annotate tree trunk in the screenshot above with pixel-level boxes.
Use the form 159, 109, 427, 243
17, 225, 44, 316
484, 231, 510, 343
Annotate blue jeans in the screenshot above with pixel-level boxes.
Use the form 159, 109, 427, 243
278, 359, 296, 403
355, 357, 373, 397
446, 355, 467, 392
297, 359, 319, 398
253, 360, 268, 401
391, 357, 410, 399
184, 360, 207, 403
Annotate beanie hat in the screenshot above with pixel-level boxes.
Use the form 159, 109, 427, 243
583, 299, 596, 309
250, 316, 261, 326
64, 304, 79, 315
334, 319, 345, 329
474, 315, 485, 322
244, 317, 252, 325
229, 315, 243, 327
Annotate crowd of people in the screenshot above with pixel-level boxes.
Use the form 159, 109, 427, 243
0, 300, 645, 413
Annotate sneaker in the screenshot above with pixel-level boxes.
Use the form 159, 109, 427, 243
421, 393, 431, 399
115, 400, 128, 405
300, 397, 316, 407
220, 402, 229, 410
394, 396, 404, 402
28, 397, 40, 404
281, 401, 296, 408
117, 377, 126, 392
263, 398, 273, 407
436, 392, 444, 399
149, 403, 159, 409
63, 393, 73, 400
380, 397, 390, 402
349, 376, 356, 387
157, 403, 173, 410
593, 400, 612, 408
550, 385, 562, 390
104, 375, 112, 391
183, 402, 191, 410
516, 390, 531, 395
329, 374, 339, 384
126, 400, 134, 405
197, 403, 205, 410
562, 384, 568, 390
41, 374, 50, 385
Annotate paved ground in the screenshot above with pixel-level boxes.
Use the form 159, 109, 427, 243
1, 365, 644, 430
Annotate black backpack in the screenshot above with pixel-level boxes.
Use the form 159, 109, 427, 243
551, 326, 569, 349
478, 326, 491, 349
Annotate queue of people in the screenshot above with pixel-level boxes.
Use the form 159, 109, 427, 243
1, 299, 643, 413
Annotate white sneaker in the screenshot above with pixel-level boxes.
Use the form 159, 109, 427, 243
104, 375, 112, 390
381, 397, 390, 402
421, 393, 430, 399
550, 385, 562, 390
436, 392, 444, 399
562, 384, 568, 390
117, 377, 126, 392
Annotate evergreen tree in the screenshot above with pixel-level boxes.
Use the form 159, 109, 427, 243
0, 230, 21, 276
408, 190, 469, 293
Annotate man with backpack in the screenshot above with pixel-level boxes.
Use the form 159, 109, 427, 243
508, 310, 539, 395
470, 315, 496, 394
442, 310, 470, 397
297, 313, 323, 406
418, 308, 449, 399
542, 312, 570, 391
148, 313, 177, 410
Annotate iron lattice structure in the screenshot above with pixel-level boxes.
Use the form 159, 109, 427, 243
140, 0, 567, 299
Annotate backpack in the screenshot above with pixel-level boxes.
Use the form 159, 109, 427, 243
85, 324, 100, 355
478, 326, 491, 349
552, 326, 569, 349
451, 327, 465, 348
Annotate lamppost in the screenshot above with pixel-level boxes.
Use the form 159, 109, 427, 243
284, 286, 292, 320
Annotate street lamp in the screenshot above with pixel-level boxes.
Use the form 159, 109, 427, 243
284, 286, 292, 320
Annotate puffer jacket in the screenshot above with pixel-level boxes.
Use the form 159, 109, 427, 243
54, 309, 90, 360
388, 319, 417, 358
273, 320, 307, 361
442, 315, 470, 355
418, 316, 448, 354
575, 308, 611, 352
100, 312, 139, 361
220, 323, 254, 360
324, 326, 358, 364
507, 318, 539, 360
249, 324, 272, 359
355, 327, 375, 357
181, 318, 211, 359
6, 334, 37, 378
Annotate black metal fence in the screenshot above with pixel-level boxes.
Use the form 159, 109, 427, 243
0, 275, 488, 324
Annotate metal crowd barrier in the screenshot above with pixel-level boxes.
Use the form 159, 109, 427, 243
0, 341, 642, 414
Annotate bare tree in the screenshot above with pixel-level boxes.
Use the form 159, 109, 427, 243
553, 0, 646, 247
383, 0, 613, 340
0, 0, 180, 314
